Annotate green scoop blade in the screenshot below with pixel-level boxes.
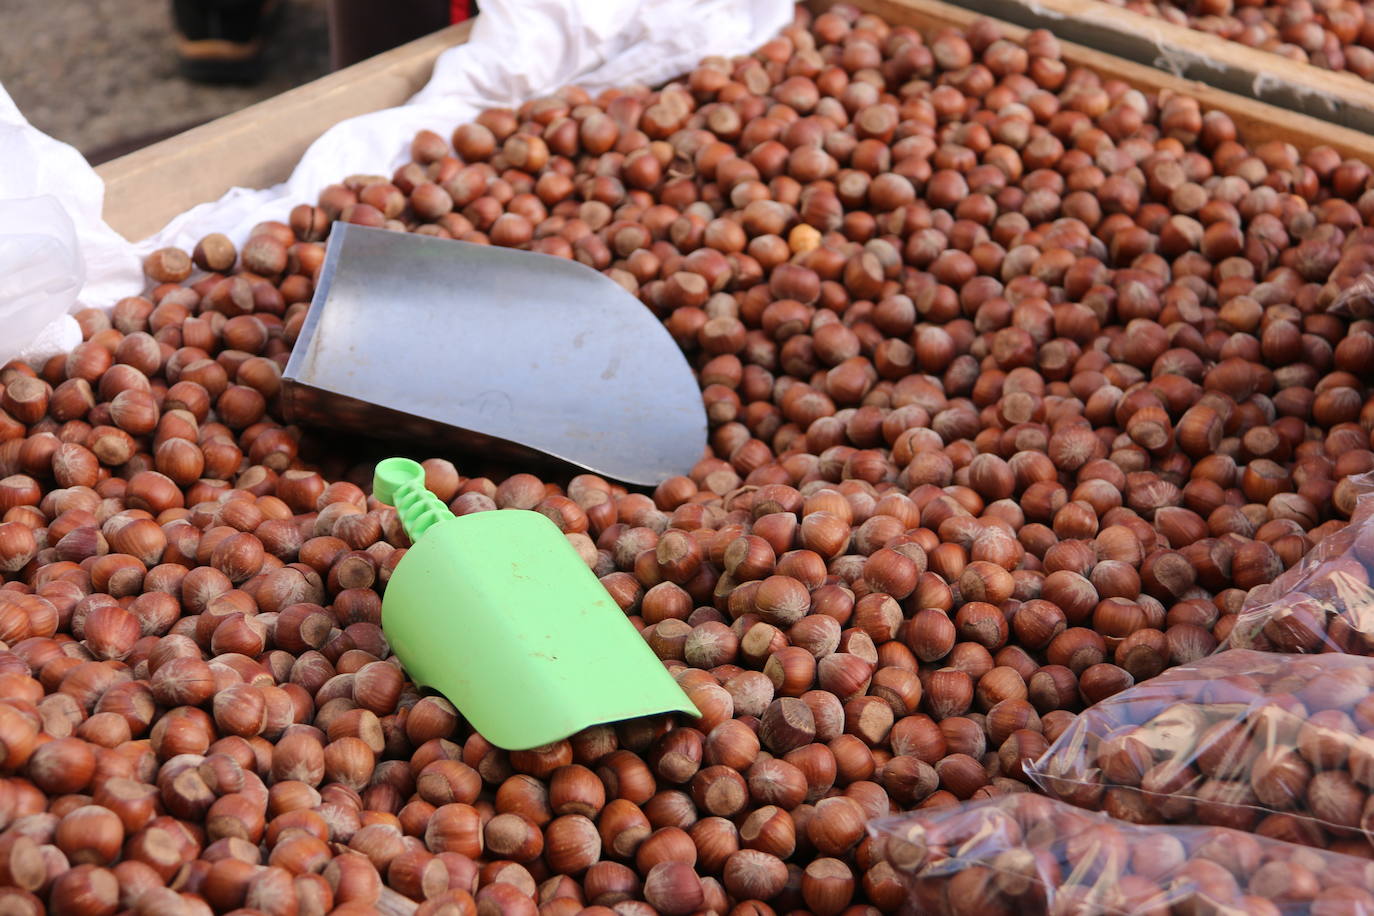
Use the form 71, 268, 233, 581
374, 457, 699, 750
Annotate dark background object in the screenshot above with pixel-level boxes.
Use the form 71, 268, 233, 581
328, 0, 454, 69
2, 0, 468, 163
2, 0, 330, 161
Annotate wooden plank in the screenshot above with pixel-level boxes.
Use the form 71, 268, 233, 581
96, 20, 474, 243
927, 0, 1374, 134
819, 0, 1374, 165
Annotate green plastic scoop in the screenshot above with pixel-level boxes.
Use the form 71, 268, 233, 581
373, 457, 700, 750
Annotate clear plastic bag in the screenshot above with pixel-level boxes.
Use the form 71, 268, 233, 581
870, 793, 1374, 915
1026, 648, 1374, 848
1322, 227, 1374, 318
1225, 472, 1374, 655
0, 195, 85, 366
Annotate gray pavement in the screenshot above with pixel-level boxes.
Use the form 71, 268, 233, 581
2, 0, 331, 161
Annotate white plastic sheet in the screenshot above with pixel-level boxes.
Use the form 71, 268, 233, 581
0, 196, 84, 366
0, 0, 792, 364
0, 87, 144, 361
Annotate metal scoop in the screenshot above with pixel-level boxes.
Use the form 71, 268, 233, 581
373, 457, 699, 750
281, 224, 708, 486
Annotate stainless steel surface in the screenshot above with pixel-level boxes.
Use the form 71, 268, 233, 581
281, 225, 708, 486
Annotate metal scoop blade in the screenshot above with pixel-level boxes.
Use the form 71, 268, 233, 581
281, 224, 707, 486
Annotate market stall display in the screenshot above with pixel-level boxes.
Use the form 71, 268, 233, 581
0, 0, 1373, 912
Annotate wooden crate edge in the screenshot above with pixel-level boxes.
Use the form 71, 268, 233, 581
96, 20, 474, 243
817, 0, 1374, 165
933, 0, 1374, 135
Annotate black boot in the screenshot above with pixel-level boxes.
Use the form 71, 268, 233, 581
326, 0, 451, 70
171, 0, 280, 84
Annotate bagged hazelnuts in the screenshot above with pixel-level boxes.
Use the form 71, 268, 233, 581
1029, 648, 1374, 848
872, 793, 1374, 916
1226, 471, 1374, 655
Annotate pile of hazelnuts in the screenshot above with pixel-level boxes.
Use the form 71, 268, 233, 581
0, 1, 1373, 913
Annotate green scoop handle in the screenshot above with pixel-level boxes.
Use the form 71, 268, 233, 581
373, 457, 699, 750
